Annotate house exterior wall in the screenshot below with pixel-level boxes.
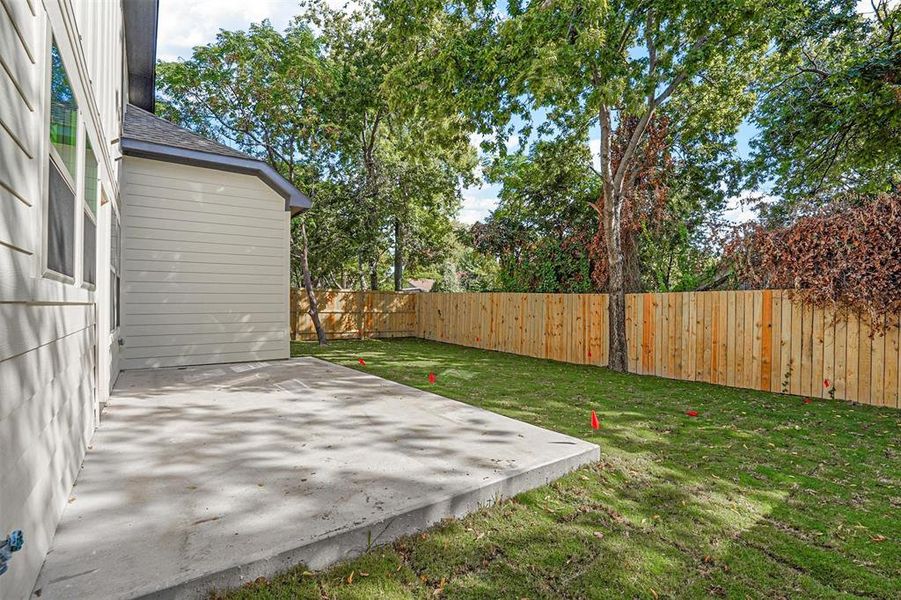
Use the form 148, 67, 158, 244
0, 1, 125, 597
121, 157, 290, 369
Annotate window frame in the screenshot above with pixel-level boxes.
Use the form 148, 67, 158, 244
42, 34, 100, 292
43, 38, 82, 284
109, 200, 122, 333
81, 136, 99, 290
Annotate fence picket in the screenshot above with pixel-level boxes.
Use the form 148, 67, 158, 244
292, 289, 897, 407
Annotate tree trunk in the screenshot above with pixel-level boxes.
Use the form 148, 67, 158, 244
300, 220, 327, 346
623, 228, 642, 293
598, 104, 628, 372
357, 254, 366, 291
604, 189, 628, 372
393, 218, 403, 292
369, 260, 379, 291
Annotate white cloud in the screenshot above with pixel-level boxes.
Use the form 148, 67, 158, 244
458, 185, 501, 224
722, 191, 774, 224
157, 0, 356, 61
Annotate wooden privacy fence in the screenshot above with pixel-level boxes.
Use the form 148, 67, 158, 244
416, 293, 610, 366
290, 289, 416, 340
627, 290, 899, 407
290, 289, 900, 408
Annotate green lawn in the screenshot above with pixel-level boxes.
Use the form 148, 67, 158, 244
220, 338, 899, 599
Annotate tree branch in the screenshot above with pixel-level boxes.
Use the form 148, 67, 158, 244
612, 31, 712, 192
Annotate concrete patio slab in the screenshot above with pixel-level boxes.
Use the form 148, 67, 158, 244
34, 357, 599, 600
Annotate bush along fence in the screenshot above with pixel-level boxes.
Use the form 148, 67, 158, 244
290, 289, 900, 408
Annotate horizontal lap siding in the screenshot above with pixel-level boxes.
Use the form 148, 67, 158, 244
122, 157, 289, 369
2, 1, 131, 597
1, 0, 39, 304
0, 5, 96, 599
0, 305, 96, 600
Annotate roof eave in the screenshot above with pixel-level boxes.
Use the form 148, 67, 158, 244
123, 0, 159, 113
121, 138, 312, 214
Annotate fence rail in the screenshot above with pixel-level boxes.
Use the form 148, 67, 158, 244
290, 289, 900, 408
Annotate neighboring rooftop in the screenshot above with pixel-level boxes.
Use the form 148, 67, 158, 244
404, 278, 436, 293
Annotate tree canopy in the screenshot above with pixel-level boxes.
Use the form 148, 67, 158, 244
746, 0, 900, 217
156, 0, 900, 355
157, 2, 476, 292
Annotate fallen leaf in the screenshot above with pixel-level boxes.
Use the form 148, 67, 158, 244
346, 571, 354, 584
593, 531, 604, 539
358, 358, 366, 366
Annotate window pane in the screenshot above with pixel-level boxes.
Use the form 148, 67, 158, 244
83, 139, 98, 216
110, 213, 121, 273
115, 274, 120, 328
110, 273, 118, 331
48, 161, 75, 276
83, 212, 96, 285
50, 42, 78, 180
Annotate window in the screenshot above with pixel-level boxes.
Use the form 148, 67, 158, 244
110, 209, 121, 330
47, 40, 78, 278
82, 139, 98, 285
47, 161, 75, 275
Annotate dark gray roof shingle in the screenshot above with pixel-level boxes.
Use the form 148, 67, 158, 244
123, 104, 252, 160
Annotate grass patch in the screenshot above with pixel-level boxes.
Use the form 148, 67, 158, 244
218, 338, 899, 599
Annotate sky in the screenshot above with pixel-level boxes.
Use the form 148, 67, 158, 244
155, 0, 876, 225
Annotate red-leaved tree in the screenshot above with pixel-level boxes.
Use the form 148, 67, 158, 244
726, 191, 901, 332
589, 114, 672, 293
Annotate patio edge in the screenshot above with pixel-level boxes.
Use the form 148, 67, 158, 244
138, 440, 599, 599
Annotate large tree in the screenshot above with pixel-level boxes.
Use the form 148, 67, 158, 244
157, 21, 334, 343
305, 0, 476, 291
747, 0, 900, 217
381, 0, 836, 370
157, 2, 476, 305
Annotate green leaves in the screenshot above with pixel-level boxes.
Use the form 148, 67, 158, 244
746, 1, 900, 210
157, 1, 480, 290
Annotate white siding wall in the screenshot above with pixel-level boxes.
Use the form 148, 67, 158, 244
121, 157, 290, 369
0, 1, 124, 598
